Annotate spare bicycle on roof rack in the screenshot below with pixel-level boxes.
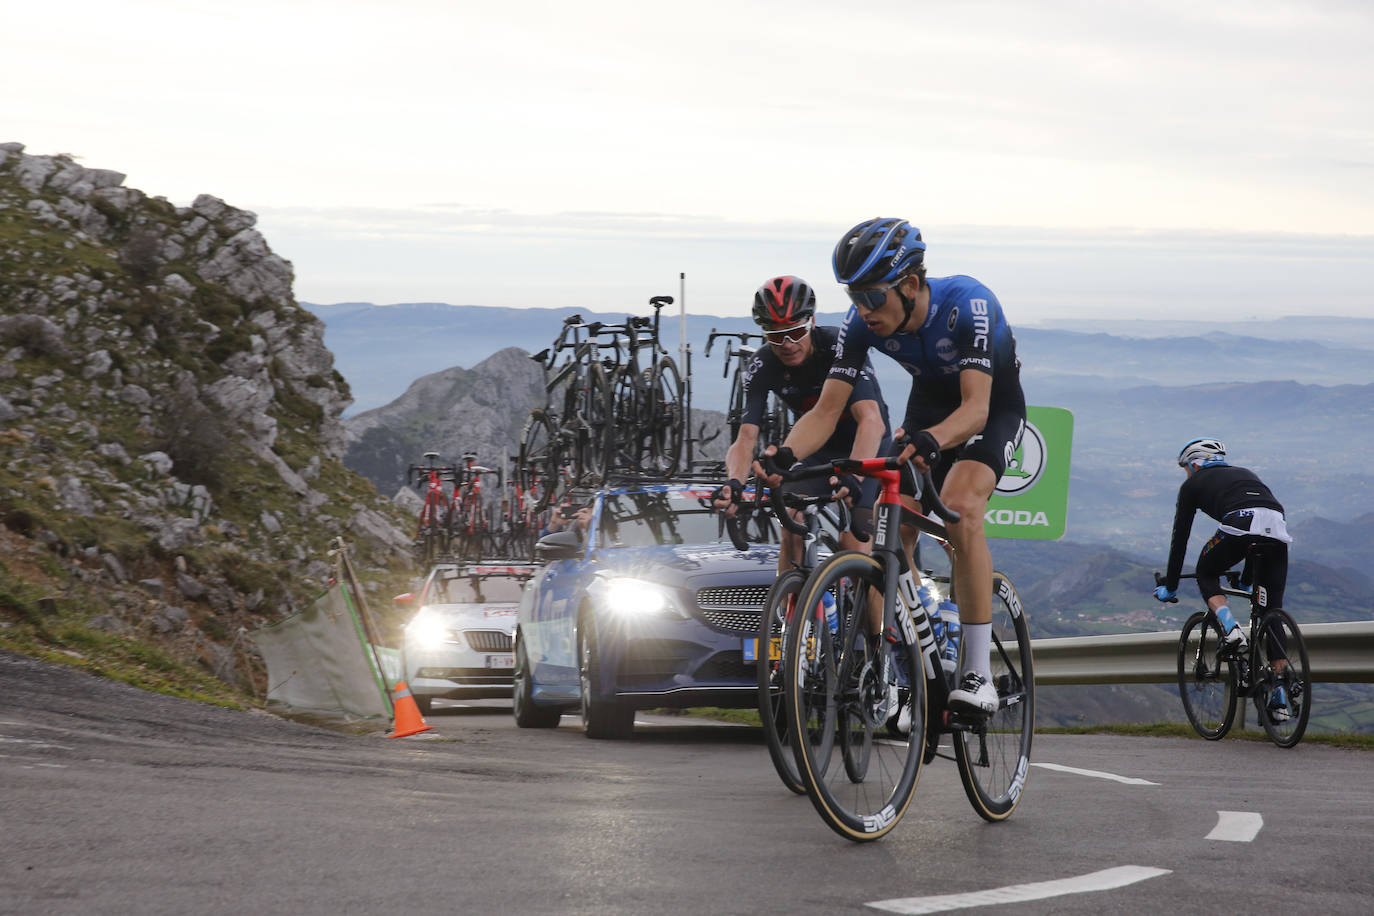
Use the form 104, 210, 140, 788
703, 327, 792, 461
518, 296, 691, 510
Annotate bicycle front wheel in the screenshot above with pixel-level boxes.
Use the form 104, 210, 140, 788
756, 570, 808, 795
1177, 610, 1236, 739
519, 409, 559, 511
953, 572, 1035, 822
785, 551, 925, 842
1254, 609, 1311, 748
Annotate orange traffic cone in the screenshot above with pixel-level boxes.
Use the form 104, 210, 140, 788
387, 681, 434, 738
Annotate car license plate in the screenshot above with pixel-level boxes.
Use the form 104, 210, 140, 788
742, 638, 783, 663
486, 654, 514, 669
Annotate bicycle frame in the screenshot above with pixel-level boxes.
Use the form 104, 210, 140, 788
775, 457, 959, 724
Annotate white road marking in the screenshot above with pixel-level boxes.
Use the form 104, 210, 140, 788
1031, 762, 1159, 785
0, 735, 74, 750
1206, 811, 1263, 842
866, 865, 1172, 914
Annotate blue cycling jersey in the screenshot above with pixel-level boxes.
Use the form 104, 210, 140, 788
828, 275, 1021, 413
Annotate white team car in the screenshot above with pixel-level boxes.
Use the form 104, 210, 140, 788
394, 563, 538, 714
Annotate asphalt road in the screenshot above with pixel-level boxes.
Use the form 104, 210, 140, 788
2, 650, 1372, 915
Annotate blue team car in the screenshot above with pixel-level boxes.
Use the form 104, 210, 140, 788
512, 482, 780, 738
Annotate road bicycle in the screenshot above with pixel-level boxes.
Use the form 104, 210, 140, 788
704, 328, 791, 454
492, 456, 542, 560
726, 485, 849, 795
597, 296, 684, 477
407, 451, 456, 566
771, 452, 1034, 841
523, 314, 613, 506
449, 453, 500, 563
1160, 548, 1311, 747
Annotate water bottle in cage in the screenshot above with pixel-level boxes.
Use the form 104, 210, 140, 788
938, 599, 961, 677
917, 581, 946, 651
821, 590, 838, 634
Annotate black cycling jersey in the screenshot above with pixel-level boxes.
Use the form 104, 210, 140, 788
1165, 464, 1286, 589
740, 325, 891, 456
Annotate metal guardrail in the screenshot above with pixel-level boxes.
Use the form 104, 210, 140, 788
1031, 620, 1374, 686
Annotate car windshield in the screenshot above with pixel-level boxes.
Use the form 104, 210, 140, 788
432, 572, 528, 603
597, 490, 737, 547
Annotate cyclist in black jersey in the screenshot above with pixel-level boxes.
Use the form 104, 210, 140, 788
712, 275, 892, 574
1154, 437, 1293, 657
755, 219, 1026, 718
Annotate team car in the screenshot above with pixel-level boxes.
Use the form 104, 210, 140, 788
394, 563, 539, 714
512, 481, 782, 738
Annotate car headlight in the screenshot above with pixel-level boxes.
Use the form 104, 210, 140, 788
599, 577, 685, 619
407, 611, 458, 650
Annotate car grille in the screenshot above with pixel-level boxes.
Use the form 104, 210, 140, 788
695, 584, 771, 635
463, 630, 514, 652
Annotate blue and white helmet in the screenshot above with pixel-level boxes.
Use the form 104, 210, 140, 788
1178, 437, 1227, 468
832, 218, 926, 287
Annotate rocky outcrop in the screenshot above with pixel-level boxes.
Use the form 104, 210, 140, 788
0, 142, 411, 690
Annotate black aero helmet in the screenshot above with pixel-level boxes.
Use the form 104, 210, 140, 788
751, 276, 816, 330
832, 218, 926, 287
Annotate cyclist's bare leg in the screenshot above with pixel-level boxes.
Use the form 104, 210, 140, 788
778, 511, 803, 575
939, 459, 996, 626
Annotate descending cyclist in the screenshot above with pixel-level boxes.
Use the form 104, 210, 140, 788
757, 218, 1026, 718
711, 275, 892, 573
1153, 438, 1292, 668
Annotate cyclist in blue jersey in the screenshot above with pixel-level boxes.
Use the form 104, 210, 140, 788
756, 218, 1026, 717
713, 275, 892, 574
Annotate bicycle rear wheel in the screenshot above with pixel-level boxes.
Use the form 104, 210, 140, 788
519, 409, 559, 511
953, 572, 1035, 822
785, 551, 925, 842
1177, 610, 1236, 739
756, 570, 808, 795
646, 358, 683, 476
1253, 609, 1310, 748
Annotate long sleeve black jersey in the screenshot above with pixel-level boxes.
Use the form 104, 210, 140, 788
1165, 465, 1284, 588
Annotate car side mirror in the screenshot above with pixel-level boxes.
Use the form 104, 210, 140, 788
535, 529, 582, 561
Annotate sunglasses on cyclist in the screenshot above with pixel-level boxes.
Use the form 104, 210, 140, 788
845, 277, 904, 311
765, 323, 811, 345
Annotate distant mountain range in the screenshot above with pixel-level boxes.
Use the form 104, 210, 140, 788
303, 302, 1374, 415
308, 301, 1374, 554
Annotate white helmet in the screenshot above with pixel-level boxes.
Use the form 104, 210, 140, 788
1178, 437, 1227, 468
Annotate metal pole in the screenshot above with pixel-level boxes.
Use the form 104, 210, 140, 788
680, 272, 689, 467
679, 272, 687, 377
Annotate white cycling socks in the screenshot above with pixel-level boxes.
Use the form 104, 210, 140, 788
960, 622, 992, 683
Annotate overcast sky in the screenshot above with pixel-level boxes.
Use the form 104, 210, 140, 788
6, 0, 1373, 323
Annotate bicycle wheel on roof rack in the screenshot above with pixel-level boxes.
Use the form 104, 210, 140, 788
605, 365, 642, 473
579, 362, 613, 486
519, 409, 559, 512
645, 357, 683, 476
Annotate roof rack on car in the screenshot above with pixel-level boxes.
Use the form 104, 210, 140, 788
600, 468, 730, 488
439, 562, 542, 578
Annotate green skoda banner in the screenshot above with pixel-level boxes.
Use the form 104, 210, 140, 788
986, 405, 1074, 540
